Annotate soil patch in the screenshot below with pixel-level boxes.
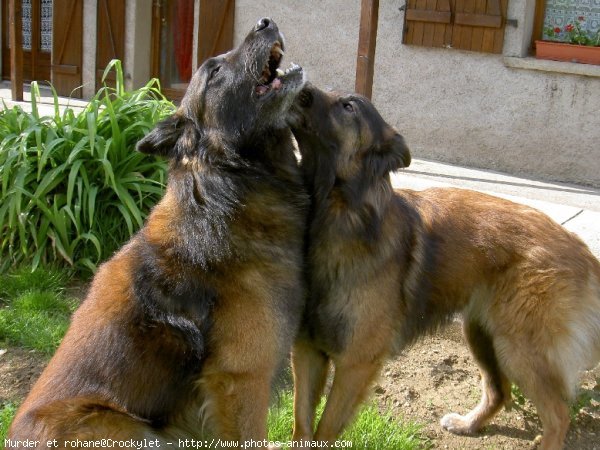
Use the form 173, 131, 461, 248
374, 320, 600, 449
0, 347, 48, 406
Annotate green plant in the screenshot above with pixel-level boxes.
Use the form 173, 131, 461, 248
0, 265, 69, 302
0, 267, 76, 353
0, 403, 18, 446
268, 392, 428, 449
544, 17, 600, 47
0, 60, 175, 274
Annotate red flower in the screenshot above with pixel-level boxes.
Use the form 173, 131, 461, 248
578, 16, 585, 21
554, 27, 561, 33
565, 24, 574, 32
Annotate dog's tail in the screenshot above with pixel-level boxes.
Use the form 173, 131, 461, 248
569, 258, 600, 389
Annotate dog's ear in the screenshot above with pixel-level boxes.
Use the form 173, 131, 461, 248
367, 133, 411, 178
136, 114, 199, 158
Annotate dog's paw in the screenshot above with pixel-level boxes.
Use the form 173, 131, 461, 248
440, 412, 477, 435
531, 434, 542, 449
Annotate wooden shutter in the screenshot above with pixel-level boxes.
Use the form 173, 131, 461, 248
96, 0, 126, 90
404, 0, 452, 48
403, 0, 508, 54
197, 0, 235, 66
453, 0, 507, 53
51, 0, 83, 97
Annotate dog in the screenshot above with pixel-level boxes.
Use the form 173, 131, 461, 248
287, 83, 600, 450
8, 18, 307, 448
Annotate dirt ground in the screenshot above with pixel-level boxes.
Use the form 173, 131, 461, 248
1, 320, 599, 449
374, 320, 600, 449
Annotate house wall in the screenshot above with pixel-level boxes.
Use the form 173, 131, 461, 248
234, 0, 600, 187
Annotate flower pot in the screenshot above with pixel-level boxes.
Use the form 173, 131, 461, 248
535, 40, 600, 65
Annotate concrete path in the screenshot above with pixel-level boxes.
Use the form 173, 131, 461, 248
0, 81, 88, 115
392, 159, 600, 260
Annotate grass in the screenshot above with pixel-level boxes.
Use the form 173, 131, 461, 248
0, 403, 18, 446
268, 392, 428, 449
0, 267, 75, 354
0, 267, 75, 444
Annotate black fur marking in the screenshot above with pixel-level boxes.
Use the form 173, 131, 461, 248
365, 134, 411, 180
465, 321, 506, 396
136, 114, 201, 160
132, 239, 215, 356
399, 229, 451, 345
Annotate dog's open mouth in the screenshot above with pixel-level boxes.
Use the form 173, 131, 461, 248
255, 41, 303, 97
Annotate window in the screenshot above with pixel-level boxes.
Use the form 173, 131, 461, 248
151, 0, 235, 102
536, 0, 600, 43
402, 0, 509, 54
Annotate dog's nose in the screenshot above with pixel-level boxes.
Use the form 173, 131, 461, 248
255, 17, 274, 32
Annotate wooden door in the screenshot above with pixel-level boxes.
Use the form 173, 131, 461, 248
151, 0, 235, 102
197, 0, 235, 65
1, 0, 53, 83
51, 0, 82, 97
95, 0, 125, 90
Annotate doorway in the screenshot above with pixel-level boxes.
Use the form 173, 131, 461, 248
2, 0, 53, 83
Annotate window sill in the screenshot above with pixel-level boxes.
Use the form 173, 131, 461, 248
503, 56, 600, 78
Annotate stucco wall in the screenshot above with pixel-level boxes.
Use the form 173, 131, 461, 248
235, 0, 600, 187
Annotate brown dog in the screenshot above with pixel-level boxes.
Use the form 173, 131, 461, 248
288, 83, 600, 450
8, 18, 307, 448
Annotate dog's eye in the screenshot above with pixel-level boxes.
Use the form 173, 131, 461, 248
342, 102, 354, 113
209, 66, 221, 81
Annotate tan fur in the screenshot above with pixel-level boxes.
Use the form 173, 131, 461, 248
289, 85, 600, 450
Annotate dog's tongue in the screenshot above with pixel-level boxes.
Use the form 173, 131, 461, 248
255, 78, 282, 95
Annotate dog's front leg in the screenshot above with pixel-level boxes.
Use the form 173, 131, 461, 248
291, 339, 330, 443
314, 356, 384, 444
200, 369, 274, 449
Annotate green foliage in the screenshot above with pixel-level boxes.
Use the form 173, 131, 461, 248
0, 265, 69, 302
0, 267, 76, 354
268, 392, 428, 449
0, 403, 18, 446
544, 16, 600, 46
0, 60, 175, 274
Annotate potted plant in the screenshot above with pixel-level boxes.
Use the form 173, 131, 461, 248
536, 16, 600, 65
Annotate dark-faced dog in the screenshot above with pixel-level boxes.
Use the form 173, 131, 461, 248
8, 18, 307, 448
288, 84, 600, 450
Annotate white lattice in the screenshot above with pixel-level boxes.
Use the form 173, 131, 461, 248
22, 0, 32, 51
40, 0, 52, 52
544, 0, 600, 39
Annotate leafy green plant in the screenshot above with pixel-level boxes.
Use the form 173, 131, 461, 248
0, 60, 174, 274
268, 392, 428, 449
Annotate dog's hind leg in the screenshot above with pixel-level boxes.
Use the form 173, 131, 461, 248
313, 356, 384, 444
12, 398, 164, 447
292, 339, 330, 442
508, 354, 570, 450
526, 385, 570, 450
441, 320, 511, 435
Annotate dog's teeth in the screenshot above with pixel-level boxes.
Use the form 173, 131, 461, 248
273, 46, 284, 56
276, 68, 285, 77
